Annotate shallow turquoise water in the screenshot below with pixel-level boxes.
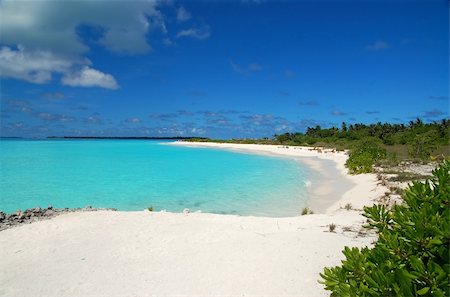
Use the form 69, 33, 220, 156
0, 140, 310, 216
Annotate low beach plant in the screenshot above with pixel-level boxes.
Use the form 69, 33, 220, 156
320, 160, 450, 296
329, 223, 336, 233
344, 203, 353, 211
301, 207, 314, 215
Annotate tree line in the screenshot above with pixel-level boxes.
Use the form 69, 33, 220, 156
274, 118, 449, 147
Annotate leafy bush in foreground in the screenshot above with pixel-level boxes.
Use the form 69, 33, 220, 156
346, 140, 387, 174
320, 160, 450, 296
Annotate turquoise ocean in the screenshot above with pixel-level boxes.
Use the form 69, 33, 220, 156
0, 140, 311, 217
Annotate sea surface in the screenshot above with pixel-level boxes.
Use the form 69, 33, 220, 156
0, 139, 311, 217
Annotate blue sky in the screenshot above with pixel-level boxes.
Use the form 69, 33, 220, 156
0, 0, 448, 138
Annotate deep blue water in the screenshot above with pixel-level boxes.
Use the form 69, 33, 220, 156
0, 140, 310, 216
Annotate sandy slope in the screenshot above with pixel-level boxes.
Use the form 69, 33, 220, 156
0, 142, 387, 297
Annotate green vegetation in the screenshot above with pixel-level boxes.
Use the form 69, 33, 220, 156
409, 133, 438, 160
320, 160, 450, 296
301, 207, 314, 215
344, 203, 353, 211
274, 119, 449, 150
189, 118, 449, 174
147, 206, 154, 212
345, 139, 387, 174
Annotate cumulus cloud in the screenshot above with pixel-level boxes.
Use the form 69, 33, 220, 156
0, 0, 163, 55
0, 46, 73, 84
61, 67, 119, 89
177, 6, 191, 22
366, 40, 390, 51
0, 45, 117, 89
0, 0, 169, 87
176, 26, 210, 39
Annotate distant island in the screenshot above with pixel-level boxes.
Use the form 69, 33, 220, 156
47, 136, 210, 140
0, 137, 24, 139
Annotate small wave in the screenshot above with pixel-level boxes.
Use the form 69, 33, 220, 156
304, 180, 312, 187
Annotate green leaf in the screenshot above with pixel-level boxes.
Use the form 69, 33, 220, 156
417, 287, 430, 295
320, 160, 450, 297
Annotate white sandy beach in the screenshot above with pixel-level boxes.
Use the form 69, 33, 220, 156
0, 142, 388, 297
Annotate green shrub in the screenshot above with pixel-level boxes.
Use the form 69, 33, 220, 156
346, 140, 387, 174
320, 160, 450, 296
301, 207, 314, 215
409, 133, 437, 161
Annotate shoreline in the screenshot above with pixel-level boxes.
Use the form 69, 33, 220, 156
0, 141, 390, 297
169, 141, 388, 214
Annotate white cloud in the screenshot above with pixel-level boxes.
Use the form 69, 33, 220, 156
0, 0, 163, 55
0, 46, 118, 89
0, 0, 167, 87
0, 46, 73, 83
366, 40, 390, 51
176, 26, 210, 40
62, 67, 119, 89
177, 6, 191, 22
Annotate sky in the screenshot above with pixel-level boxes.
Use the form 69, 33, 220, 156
0, 0, 448, 139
